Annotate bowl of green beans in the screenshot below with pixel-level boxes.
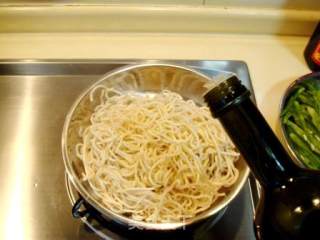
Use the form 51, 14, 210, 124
280, 72, 320, 170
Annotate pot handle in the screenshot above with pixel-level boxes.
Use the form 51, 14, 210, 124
72, 197, 89, 218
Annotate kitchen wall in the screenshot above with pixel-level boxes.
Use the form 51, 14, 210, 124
206, 0, 320, 10
0, 0, 319, 10
0, 0, 318, 35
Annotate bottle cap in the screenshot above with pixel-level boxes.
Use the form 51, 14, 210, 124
204, 76, 250, 118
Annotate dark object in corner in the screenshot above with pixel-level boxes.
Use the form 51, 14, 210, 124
304, 22, 320, 71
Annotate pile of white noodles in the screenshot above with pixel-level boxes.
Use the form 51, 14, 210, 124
76, 86, 239, 223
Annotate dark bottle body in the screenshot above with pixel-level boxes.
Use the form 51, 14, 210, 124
204, 76, 320, 240
304, 22, 320, 71
256, 177, 320, 240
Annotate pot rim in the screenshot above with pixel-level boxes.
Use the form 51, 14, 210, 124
61, 61, 250, 230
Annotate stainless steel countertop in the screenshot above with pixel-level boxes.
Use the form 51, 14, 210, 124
0, 60, 258, 240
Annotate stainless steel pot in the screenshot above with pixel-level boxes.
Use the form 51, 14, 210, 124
279, 72, 320, 169
62, 62, 249, 230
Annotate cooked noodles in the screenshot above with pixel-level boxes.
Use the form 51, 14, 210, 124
76, 86, 239, 223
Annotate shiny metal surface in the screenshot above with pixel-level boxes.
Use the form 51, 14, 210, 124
66, 173, 257, 240
0, 59, 258, 240
62, 62, 249, 231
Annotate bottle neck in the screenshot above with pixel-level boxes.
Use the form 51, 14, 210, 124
215, 98, 299, 188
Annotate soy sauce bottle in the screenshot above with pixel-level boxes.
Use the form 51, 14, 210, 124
304, 22, 320, 71
204, 76, 320, 240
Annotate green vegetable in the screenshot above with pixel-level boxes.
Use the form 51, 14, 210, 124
288, 133, 320, 169
281, 79, 320, 169
287, 121, 320, 155
281, 87, 304, 124
307, 106, 320, 129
